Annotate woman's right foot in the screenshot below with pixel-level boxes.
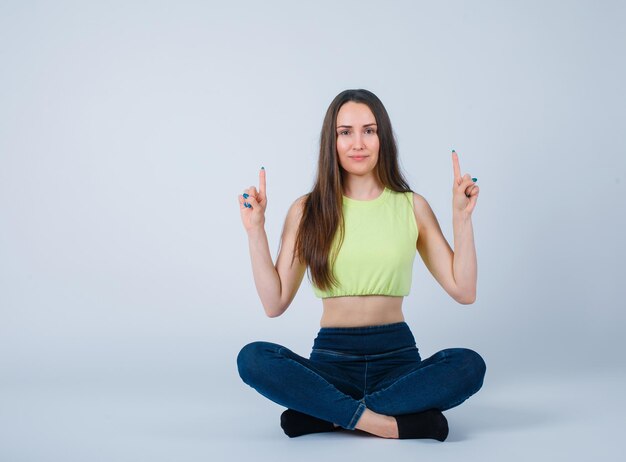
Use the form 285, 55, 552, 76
280, 409, 338, 438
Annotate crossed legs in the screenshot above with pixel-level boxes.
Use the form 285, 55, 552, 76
237, 341, 486, 439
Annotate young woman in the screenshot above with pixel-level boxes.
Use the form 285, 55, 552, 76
236, 89, 485, 441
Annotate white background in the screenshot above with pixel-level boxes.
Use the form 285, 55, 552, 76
1, 1, 624, 460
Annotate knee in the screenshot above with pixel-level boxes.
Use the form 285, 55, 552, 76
236, 341, 275, 386
450, 348, 486, 393
463, 348, 486, 392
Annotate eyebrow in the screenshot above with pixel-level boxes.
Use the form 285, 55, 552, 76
336, 123, 377, 129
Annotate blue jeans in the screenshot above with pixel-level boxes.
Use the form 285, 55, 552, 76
237, 322, 486, 430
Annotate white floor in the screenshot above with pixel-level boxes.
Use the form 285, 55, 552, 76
1, 368, 623, 462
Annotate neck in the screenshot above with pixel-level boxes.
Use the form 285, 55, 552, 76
342, 174, 384, 200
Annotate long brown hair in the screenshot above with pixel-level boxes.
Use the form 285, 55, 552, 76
293, 89, 413, 292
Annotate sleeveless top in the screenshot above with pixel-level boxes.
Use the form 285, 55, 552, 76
311, 187, 418, 298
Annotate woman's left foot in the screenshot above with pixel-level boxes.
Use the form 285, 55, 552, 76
394, 409, 449, 441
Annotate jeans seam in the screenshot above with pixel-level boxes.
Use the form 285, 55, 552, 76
311, 345, 416, 359
347, 401, 367, 430
318, 322, 407, 334
311, 348, 362, 358
363, 357, 369, 396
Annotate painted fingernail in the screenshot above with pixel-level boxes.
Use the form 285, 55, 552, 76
243, 193, 249, 198
261, 166, 265, 170
452, 149, 455, 153
472, 178, 477, 182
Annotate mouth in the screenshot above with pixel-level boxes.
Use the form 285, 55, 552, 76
349, 155, 369, 161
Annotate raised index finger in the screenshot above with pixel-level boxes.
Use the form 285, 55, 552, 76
452, 151, 461, 182
259, 167, 266, 196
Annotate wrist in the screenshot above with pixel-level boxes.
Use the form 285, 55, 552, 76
247, 226, 266, 239
453, 210, 472, 223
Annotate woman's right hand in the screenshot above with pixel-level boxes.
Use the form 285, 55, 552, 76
238, 167, 267, 233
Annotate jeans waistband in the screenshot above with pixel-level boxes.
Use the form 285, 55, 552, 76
312, 322, 416, 355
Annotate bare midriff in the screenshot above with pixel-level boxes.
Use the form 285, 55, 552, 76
320, 295, 405, 328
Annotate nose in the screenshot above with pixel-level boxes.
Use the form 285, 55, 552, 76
353, 132, 364, 150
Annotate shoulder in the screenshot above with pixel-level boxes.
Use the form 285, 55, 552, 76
410, 192, 435, 228
411, 192, 429, 213
285, 194, 309, 225
292, 194, 309, 213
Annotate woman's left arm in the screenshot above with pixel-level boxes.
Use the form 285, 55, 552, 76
413, 150, 479, 305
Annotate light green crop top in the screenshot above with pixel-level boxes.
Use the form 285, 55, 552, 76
311, 187, 418, 298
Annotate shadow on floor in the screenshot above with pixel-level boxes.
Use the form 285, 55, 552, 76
445, 403, 564, 442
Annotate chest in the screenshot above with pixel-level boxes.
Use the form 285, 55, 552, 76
331, 201, 418, 266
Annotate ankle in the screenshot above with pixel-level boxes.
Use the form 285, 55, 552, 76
386, 415, 400, 439
355, 409, 399, 439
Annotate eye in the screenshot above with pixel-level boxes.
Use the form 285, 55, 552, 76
365, 128, 376, 134
338, 130, 350, 136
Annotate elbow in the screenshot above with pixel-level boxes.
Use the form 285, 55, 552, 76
455, 291, 476, 305
265, 309, 282, 318
263, 302, 287, 318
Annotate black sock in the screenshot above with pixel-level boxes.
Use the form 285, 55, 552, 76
394, 409, 449, 441
280, 409, 338, 438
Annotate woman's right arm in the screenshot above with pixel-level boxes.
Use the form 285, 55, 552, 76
238, 168, 307, 317
245, 196, 307, 317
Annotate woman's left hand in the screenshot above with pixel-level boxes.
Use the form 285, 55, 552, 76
452, 150, 479, 216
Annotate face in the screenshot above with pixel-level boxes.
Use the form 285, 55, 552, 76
335, 101, 380, 177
